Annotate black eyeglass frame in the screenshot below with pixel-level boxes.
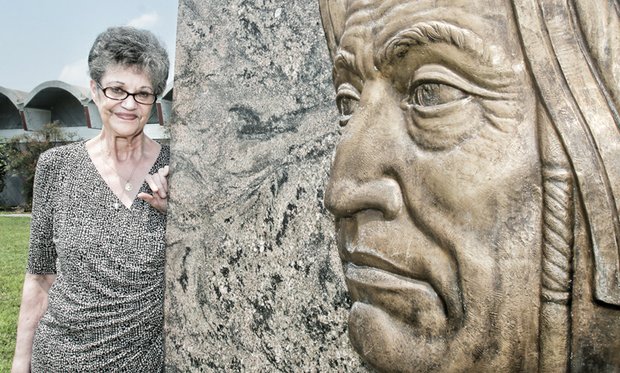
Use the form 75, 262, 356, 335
96, 83, 157, 105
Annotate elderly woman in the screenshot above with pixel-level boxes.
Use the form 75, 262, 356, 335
11, 27, 170, 372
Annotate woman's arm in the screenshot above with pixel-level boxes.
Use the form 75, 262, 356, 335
11, 273, 56, 373
12, 148, 61, 372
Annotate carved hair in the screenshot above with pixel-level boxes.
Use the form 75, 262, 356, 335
528, 0, 620, 368
539, 107, 574, 372
541, 166, 574, 303
513, 0, 620, 307
540, 119, 574, 304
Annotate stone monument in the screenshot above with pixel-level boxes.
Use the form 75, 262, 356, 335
165, 1, 366, 371
319, 0, 620, 372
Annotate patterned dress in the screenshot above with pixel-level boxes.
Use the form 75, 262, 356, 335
27, 141, 168, 372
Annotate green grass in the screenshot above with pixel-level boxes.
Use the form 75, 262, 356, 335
0, 216, 30, 373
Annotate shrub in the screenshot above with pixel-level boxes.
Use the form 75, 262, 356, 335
5, 121, 75, 210
0, 143, 7, 193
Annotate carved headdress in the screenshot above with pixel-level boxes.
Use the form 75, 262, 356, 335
514, 0, 620, 308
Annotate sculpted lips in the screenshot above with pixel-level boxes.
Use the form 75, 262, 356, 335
344, 261, 449, 334
335, 212, 464, 333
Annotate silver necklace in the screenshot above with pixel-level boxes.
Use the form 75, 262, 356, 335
100, 142, 142, 192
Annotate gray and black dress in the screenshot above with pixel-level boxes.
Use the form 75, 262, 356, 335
27, 141, 168, 372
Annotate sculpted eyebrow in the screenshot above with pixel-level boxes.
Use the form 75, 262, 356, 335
376, 21, 494, 66
334, 49, 363, 80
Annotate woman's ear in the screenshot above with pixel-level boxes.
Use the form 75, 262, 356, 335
90, 79, 99, 104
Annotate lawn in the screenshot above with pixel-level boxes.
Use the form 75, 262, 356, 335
0, 216, 30, 373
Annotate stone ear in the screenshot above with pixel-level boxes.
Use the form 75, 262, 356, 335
318, 0, 348, 61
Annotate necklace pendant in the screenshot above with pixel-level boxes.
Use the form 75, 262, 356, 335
125, 182, 133, 191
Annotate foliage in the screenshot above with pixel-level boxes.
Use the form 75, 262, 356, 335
0, 143, 8, 193
5, 121, 75, 209
0, 216, 31, 371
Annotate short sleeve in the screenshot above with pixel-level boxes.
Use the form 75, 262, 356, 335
26, 149, 59, 274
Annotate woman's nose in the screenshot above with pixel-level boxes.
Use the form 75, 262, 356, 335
121, 95, 139, 108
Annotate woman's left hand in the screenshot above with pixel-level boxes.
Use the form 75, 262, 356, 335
138, 165, 169, 214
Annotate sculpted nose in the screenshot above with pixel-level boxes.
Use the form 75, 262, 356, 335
325, 178, 403, 220
324, 85, 405, 220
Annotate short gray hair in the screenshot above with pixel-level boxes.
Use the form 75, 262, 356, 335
88, 26, 170, 96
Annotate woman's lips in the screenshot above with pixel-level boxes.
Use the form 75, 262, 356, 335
115, 112, 138, 121
344, 263, 449, 333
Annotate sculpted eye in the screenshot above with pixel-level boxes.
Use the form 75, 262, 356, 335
410, 83, 468, 107
336, 83, 361, 127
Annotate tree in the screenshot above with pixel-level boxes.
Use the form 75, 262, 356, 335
5, 121, 75, 209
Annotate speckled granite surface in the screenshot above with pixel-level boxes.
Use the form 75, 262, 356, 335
164, 1, 367, 371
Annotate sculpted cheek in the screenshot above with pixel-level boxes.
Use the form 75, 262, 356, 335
403, 97, 486, 150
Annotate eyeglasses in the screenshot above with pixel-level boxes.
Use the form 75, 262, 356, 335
97, 83, 157, 105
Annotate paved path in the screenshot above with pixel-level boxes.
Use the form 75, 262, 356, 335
0, 213, 32, 217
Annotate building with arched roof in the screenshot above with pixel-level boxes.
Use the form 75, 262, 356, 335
0, 86, 28, 137
23, 80, 100, 138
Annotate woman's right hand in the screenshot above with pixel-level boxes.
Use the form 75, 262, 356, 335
138, 165, 170, 214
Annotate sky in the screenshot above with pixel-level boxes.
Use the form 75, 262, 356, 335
0, 1, 179, 92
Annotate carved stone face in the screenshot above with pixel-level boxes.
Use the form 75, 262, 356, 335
324, 0, 544, 371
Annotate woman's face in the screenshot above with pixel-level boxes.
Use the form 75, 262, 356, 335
90, 65, 154, 138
